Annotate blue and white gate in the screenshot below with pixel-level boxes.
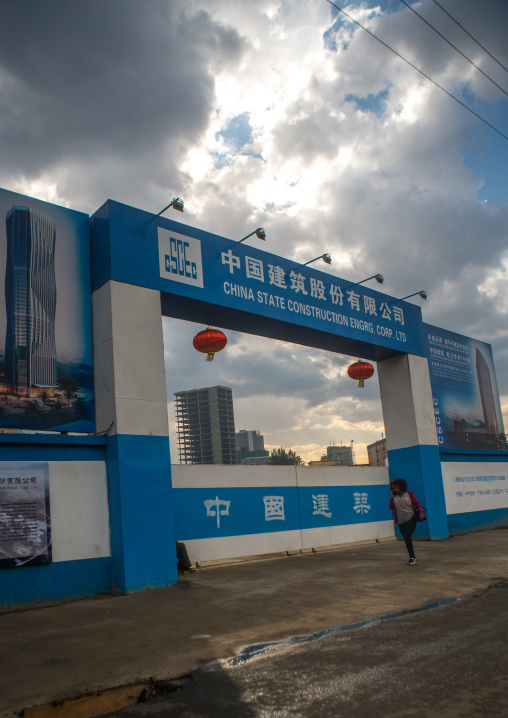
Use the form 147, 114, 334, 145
0, 190, 506, 608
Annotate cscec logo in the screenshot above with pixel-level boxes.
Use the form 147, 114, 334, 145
158, 228, 204, 288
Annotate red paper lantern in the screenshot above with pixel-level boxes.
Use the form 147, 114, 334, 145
193, 327, 227, 362
347, 359, 374, 388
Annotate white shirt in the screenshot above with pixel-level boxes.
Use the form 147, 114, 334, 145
394, 492, 414, 524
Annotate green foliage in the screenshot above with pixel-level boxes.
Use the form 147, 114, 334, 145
267, 446, 304, 466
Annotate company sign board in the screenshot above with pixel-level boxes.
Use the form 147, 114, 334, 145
91, 200, 427, 361
441, 462, 508, 515
424, 323, 506, 451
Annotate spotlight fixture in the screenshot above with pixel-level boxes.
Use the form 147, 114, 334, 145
157, 197, 184, 216
302, 253, 332, 266
387, 290, 428, 305
233, 228, 266, 245
343, 274, 384, 288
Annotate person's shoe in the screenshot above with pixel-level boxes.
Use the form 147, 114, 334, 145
407, 558, 417, 565
183, 567, 197, 574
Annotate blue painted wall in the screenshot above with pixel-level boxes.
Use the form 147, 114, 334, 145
447, 507, 508, 535
173, 483, 393, 541
388, 444, 449, 540
106, 434, 177, 592
0, 435, 111, 609
1, 557, 111, 611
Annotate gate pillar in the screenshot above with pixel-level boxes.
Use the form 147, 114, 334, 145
378, 354, 449, 540
92, 280, 177, 591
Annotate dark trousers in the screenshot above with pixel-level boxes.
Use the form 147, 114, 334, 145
176, 541, 191, 571
397, 514, 418, 559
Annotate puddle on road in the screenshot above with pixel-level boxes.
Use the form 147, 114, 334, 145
219, 597, 460, 667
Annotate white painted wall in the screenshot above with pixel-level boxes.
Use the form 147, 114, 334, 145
378, 354, 438, 451
92, 280, 169, 436
171, 463, 298, 488
171, 463, 390, 488
295, 465, 390, 487
44, 462, 392, 567
172, 464, 393, 563
49, 461, 111, 562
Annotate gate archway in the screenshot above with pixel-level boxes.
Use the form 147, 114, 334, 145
91, 200, 448, 591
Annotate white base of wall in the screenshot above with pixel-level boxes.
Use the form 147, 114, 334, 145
301, 520, 394, 550
184, 520, 394, 564
185, 529, 301, 563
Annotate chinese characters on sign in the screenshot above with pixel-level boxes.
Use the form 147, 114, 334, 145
203, 491, 373, 529
312, 493, 332, 518
263, 496, 285, 521
0, 463, 51, 568
353, 492, 371, 515
220, 248, 408, 344
204, 496, 231, 528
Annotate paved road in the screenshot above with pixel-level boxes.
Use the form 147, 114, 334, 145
110, 582, 508, 718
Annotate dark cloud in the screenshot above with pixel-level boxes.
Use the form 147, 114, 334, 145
0, 0, 506, 453
0, 1, 245, 207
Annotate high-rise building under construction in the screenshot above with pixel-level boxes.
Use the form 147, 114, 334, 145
174, 385, 237, 464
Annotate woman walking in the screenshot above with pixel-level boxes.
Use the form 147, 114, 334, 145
389, 479, 425, 565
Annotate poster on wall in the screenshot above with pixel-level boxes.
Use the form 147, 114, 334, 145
441, 462, 508, 515
0, 189, 94, 432
0, 462, 51, 568
424, 323, 506, 451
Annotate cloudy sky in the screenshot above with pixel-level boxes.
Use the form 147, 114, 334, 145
1, 0, 507, 463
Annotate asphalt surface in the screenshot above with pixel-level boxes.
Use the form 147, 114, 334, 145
1, 529, 508, 717
108, 581, 508, 717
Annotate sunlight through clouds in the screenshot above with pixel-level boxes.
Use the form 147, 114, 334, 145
0, 0, 507, 460
478, 255, 508, 313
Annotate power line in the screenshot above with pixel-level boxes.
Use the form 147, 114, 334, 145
325, 0, 508, 142
430, 0, 508, 75
400, 0, 508, 98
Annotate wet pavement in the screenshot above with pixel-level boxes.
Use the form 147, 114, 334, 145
1, 529, 508, 717
109, 581, 508, 717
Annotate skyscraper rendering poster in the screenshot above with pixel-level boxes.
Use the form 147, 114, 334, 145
424, 323, 506, 451
0, 189, 94, 432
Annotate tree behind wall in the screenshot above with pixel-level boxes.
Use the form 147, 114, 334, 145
268, 447, 304, 465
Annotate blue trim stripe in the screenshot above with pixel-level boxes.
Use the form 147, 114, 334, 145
0, 557, 111, 611
447, 507, 508, 535
0, 434, 107, 446
441, 452, 508, 463
0, 434, 108, 461
0, 443, 107, 461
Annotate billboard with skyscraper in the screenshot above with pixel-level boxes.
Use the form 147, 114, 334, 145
424, 323, 505, 451
0, 189, 94, 432
5, 206, 57, 396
